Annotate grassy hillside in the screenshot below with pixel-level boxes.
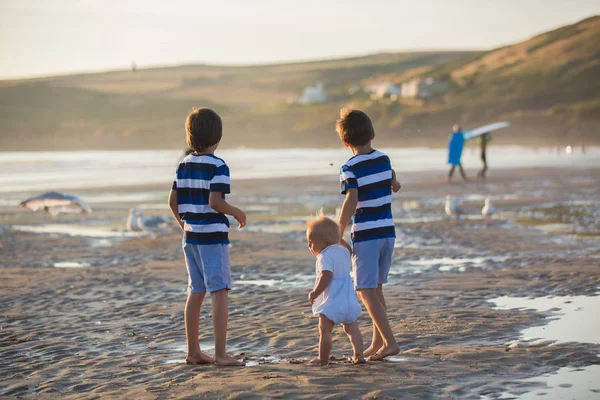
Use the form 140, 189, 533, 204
0, 16, 598, 151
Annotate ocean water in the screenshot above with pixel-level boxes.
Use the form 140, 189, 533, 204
0, 146, 598, 194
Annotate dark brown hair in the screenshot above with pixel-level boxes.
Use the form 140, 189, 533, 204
335, 108, 374, 147
185, 108, 223, 152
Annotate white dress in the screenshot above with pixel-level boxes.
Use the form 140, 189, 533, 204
312, 244, 362, 324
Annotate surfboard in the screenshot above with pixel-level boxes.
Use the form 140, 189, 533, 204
462, 121, 510, 140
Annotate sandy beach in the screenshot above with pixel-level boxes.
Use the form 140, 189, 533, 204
1, 164, 600, 399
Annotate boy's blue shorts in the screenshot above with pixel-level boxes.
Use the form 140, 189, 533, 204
182, 242, 231, 293
351, 237, 395, 289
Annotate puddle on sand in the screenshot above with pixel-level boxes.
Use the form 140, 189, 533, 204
390, 256, 507, 276
83, 192, 167, 204
236, 279, 281, 287
245, 220, 308, 234
482, 365, 600, 400
489, 294, 600, 344
164, 343, 293, 367
54, 261, 91, 268
236, 273, 313, 290
12, 224, 149, 238
244, 355, 284, 367
385, 356, 408, 363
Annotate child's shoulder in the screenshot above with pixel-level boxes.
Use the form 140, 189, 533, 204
182, 153, 228, 166
324, 244, 350, 259
344, 149, 388, 167
208, 154, 228, 166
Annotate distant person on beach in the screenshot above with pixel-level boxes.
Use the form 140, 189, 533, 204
307, 215, 365, 365
168, 108, 247, 367
336, 108, 401, 361
476, 132, 491, 180
447, 124, 468, 183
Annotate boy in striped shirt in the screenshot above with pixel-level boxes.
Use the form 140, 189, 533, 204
336, 108, 401, 361
168, 108, 246, 366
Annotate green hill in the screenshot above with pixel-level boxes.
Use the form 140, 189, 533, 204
0, 16, 598, 151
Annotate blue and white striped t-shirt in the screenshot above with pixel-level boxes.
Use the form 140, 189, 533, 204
340, 149, 396, 243
172, 153, 231, 245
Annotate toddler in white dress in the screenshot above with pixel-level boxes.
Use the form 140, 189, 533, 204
307, 215, 365, 365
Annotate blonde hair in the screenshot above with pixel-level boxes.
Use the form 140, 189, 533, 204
307, 214, 340, 245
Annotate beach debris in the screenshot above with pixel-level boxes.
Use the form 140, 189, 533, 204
507, 341, 520, 349
445, 195, 463, 219
20, 191, 92, 216
482, 198, 496, 218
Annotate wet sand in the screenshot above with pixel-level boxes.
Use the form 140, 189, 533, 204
1, 166, 599, 399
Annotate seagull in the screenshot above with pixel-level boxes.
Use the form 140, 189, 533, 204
126, 208, 142, 232
482, 198, 496, 218
127, 208, 168, 231
20, 192, 92, 216
445, 195, 464, 219
136, 210, 168, 230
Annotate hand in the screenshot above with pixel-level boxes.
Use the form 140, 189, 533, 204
391, 169, 401, 193
308, 291, 318, 304
234, 208, 246, 228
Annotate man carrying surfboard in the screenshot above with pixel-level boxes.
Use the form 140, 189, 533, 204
447, 124, 468, 183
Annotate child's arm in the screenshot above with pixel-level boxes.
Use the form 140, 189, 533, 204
308, 271, 333, 304
391, 169, 401, 193
168, 189, 184, 231
209, 192, 247, 228
338, 188, 358, 239
340, 238, 352, 254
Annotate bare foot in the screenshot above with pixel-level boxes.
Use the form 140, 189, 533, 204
214, 354, 245, 367
368, 344, 400, 361
309, 357, 328, 366
353, 356, 366, 364
363, 344, 381, 358
186, 351, 213, 365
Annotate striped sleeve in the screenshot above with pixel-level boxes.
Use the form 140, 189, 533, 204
209, 162, 231, 193
340, 164, 358, 194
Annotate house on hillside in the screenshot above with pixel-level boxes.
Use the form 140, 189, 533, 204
401, 78, 448, 99
293, 82, 328, 104
368, 83, 402, 100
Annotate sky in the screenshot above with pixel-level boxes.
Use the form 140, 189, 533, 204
0, 0, 598, 79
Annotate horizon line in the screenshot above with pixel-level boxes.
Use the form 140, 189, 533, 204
0, 47, 487, 82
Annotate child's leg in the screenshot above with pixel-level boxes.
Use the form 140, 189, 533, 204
185, 291, 213, 364
362, 284, 387, 357
358, 288, 399, 361
310, 314, 335, 365
211, 289, 244, 366
342, 321, 365, 363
